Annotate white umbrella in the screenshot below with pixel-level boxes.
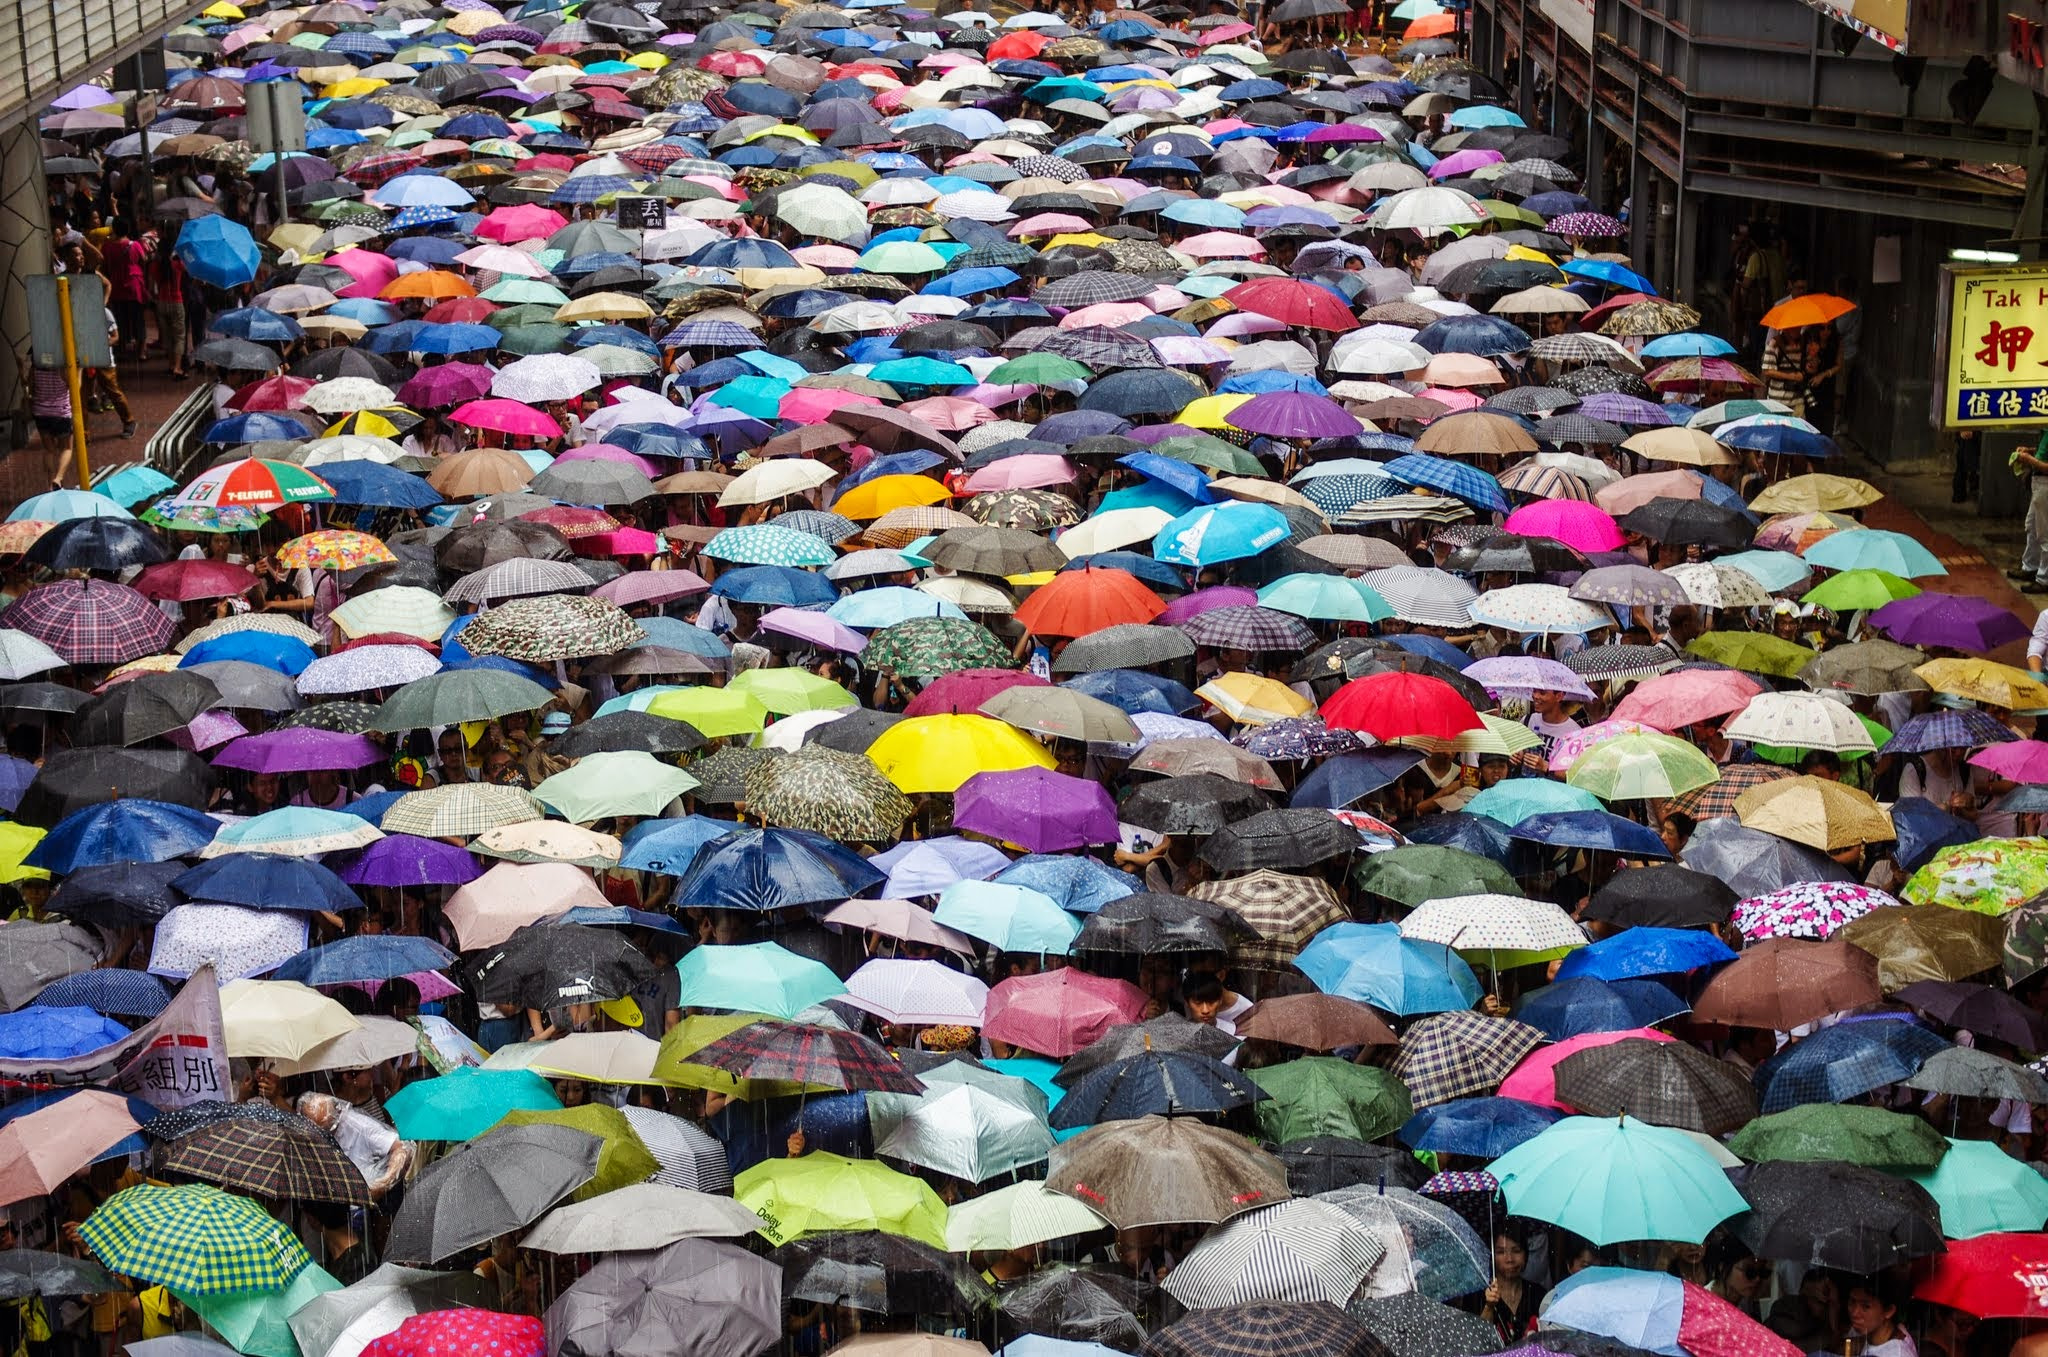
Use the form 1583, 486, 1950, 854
301, 378, 398, 415
1723, 691, 1876, 754
491, 353, 604, 403
841, 957, 989, 1026
0, 628, 66, 680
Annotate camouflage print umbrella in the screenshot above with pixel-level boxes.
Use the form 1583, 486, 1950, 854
864, 617, 1015, 681
742, 746, 914, 842
964, 491, 1083, 531
460, 595, 646, 663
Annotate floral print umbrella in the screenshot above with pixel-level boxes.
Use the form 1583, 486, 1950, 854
1731, 881, 1899, 941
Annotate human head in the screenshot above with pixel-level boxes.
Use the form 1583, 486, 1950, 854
1660, 810, 1696, 857
1492, 1226, 1528, 1280
1846, 1281, 1899, 1339
1184, 971, 1230, 1025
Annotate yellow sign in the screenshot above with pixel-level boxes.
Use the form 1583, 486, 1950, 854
1945, 265, 2048, 429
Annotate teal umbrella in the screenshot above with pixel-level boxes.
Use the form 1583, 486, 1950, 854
702, 376, 792, 420
986, 1057, 1089, 1142
386, 1067, 563, 1141
674, 941, 847, 1019
1488, 1115, 1748, 1245
1908, 1138, 2048, 1238
1257, 574, 1392, 624
933, 880, 1080, 954
1464, 778, 1603, 825
868, 357, 974, 389
177, 1265, 340, 1357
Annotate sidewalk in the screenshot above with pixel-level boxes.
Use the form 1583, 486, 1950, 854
1, 356, 200, 507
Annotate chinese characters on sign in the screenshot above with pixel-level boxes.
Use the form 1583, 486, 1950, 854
1945, 266, 2048, 428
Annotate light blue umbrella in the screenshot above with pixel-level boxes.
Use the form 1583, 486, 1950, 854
868, 357, 975, 388
737, 350, 810, 382
1540, 1267, 1686, 1355
372, 174, 475, 208
1802, 528, 1947, 579
95, 465, 177, 508
1152, 501, 1293, 568
933, 880, 1079, 954
1641, 333, 1736, 359
1907, 1138, 2048, 1237
8, 489, 134, 522
1295, 921, 1482, 1015
1490, 1116, 1749, 1244
204, 806, 378, 856
1257, 573, 1392, 623
871, 836, 1012, 897
1161, 200, 1248, 229
1464, 778, 1603, 825
1716, 549, 1811, 593
674, 941, 846, 1019
176, 217, 263, 289
1446, 105, 1524, 128
827, 586, 965, 629
702, 524, 836, 568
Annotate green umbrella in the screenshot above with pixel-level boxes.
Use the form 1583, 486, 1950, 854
864, 616, 1016, 680
531, 750, 699, 824
728, 668, 859, 715
177, 1265, 340, 1357
1353, 845, 1523, 907
1726, 1103, 1948, 1172
487, 304, 563, 331
492, 1106, 661, 1201
1564, 732, 1720, 801
1685, 631, 1817, 678
1907, 1138, 2048, 1238
1465, 778, 1603, 824
497, 324, 572, 356
734, 1151, 948, 1247
1802, 568, 1920, 612
673, 941, 846, 1019
857, 241, 949, 275
1246, 1057, 1412, 1144
988, 354, 1092, 386
387, 1067, 564, 1141
77, 1184, 314, 1296
1151, 434, 1267, 477
1489, 1115, 1749, 1245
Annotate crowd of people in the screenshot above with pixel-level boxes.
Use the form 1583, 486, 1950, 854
4, 5, 2047, 1357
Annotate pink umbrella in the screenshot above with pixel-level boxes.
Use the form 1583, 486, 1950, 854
1158, 585, 1258, 626
1153, 336, 1232, 366
1612, 668, 1763, 730
0, 1091, 141, 1207
779, 387, 882, 424
1415, 387, 1486, 411
556, 444, 659, 477
963, 454, 1078, 494
1205, 312, 1287, 339
398, 362, 494, 408
477, 205, 568, 243
1427, 148, 1506, 180
1970, 740, 2048, 784
759, 607, 868, 654
1061, 302, 1152, 329
1596, 470, 1703, 517
329, 249, 399, 300
1501, 499, 1624, 552
1009, 213, 1094, 238
898, 396, 995, 431
575, 527, 661, 557
982, 967, 1148, 1058
1497, 1027, 1676, 1110
165, 709, 250, 752
592, 570, 710, 607
1177, 231, 1265, 259
958, 383, 1032, 409
450, 398, 563, 438
1198, 21, 1255, 41
793, 244, 862, 271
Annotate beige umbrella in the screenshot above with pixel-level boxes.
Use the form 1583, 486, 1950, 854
1492, 286, 1589, 317
523, 1182, 765, 1254
1749, 473, 1885, 515
221, 980, 361, 1060
0, 1091, 142, 1207
1622, 426, 1737, 468
528, 1030, 665, 1085
472, 821, 624, 867
445, 862, 608, 950
980, 686, 1138, 744
427, 448, 533, 498
1734, 775, 1894, 852
269, 1015, 422, 1076
1723, 692, 1876, 755
718, 458, 836, 508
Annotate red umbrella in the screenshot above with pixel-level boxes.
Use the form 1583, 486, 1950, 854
1917, 1233, 2048, 1318
903, 667, 1048, 717
1321, 672, 1482, 742
983, 968, 1148, 1058
1014, 567, 1166, 638
986, 30, 1052, 58
226, 375, 314, 412
1579, 290, 1654, 331
131, 559, 261, 603
423, 297, 500, 325
1223, 277, 1360, 333
361, 1311, 545, 1357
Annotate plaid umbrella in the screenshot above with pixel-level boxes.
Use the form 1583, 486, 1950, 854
1881, 708, 2016, 756
159, 1118, 372, 1206
443, 559, 596, 606
460, 595, 646, 663
1551, 1037, 1758, 1134
864, 616, 1014, 679
1189, 870, 1348, 970
2, 580, 175, 665
1144, 1301, 1392, 1357
683, 1020, 924, 1094
78, 1184, 313, 1295
382, 785, 545, 839
1753, 1018, 1950, 1114
1390, 1011, 1544, 1107
1035, 271, 1157, 307
1031, 325, 1162, 371
742, 746, 913, 842
1667, 762, 1794, 820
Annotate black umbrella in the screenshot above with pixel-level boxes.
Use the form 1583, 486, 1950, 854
1200, 809, 1362, 873
1616, 500, 1754, 550
0, 682, 88, 715
1893, 979, 2048, 1049
1346, 1292, 1502, 1357
1443, 532, 1589, 575
547, 711, 707, 758
1736, 1159, 1944, 1273
436, 520, 574, 572
1071, 892, 1254, 957
1052, 623, 1196, 674
292, 347, 401, 383
1146, 1301, 1393, 1357
16, 747, 213, 826
998, 1266, 1152, 1349
1120, 774, 1274, 837
1051, 1051, 1267, 1129
466, 923, 659, 1010
385, 1123, 602, 1264
1581, 864, 1736, 929
191, 337, 281, 371
1058, 1014, 1244, 1087
24, 518, 170, 573
0, 1251, 120, 1299
44, 860, 185, 926
1550, 1037, 1758, 1134
1274, 1137, 1429, 1194
772, 1230, 992, 1316
69, 671, 223, 747
802, 708, 903, 755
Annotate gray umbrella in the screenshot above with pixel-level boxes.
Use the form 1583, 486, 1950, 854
0, 1249, 118, 1299
384, 1123, 602, 1264
522, 1183, 763, 1253
528, 460, 659, 507
1902, 1045, 2048, 1102
1058, 1013, 1242, 1087
183, 660, 305, 713
545, 1237, 781, 1357
0, 920, 102, 1010
1347, 1292, 1502, 1357
1051, 623, 1196, 674
996, 1266, 1150, 1349
1679, 817, 1853, 898
287, 1264, 492, 1357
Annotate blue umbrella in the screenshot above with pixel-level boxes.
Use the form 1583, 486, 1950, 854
1381, 454, 1509, 513
555, 906, 693, 936
1411, 315, 1533, 357
0, 756, 34, 812
95, 465, 178, 508
1553, 927, 1736, 982
1118, 453, 1217, 505
313, 460, 442, 509
934, 880, 1080, 953
1754, 1018, 1949, 1114
177, 217, 263, 289
25, 800, 218, 873
29, 969, 172, 1018
1399, 811, 1515, 865
924, 267, 1019, 298
1057, 552, 1185, 592
171, 853, 363, 913
1059, 669, 1197, 716
1096, 482, 1201, 518
180, 630, 316, 676
870, 837, 1010, 897
827, 586, 962, 629
337, 789, 404, 826
1380, 633, 1472, 668
1512, 977, 1689, 1041
1079, 368, 1207, 418
0, 1005, 128, 1059
671, 828, 885, 910
1296, 922, 1482, 1016
1562, 259, 1656, 294
413, 323, 502, 355
1400, 1096, 1561, 1158
1291, 751, 1427, 810
44, 860, 184, 927
268, 935, 455, 985
686, 238, 798, 270
1717, 423, 1838, 459
708, 566, 837, 608
1152, 501, 1293, 568
991, 855, 1140, 915
1887, 796, 1978, 873
200, 411, 317, 444
375, 174, 474, 208
1510, 810, 1673, 859
618, 815, 745, 874
632, 618, 732, 658
1641, 333, 1735, 359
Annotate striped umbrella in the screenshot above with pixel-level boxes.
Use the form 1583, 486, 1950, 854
1165, 1199, 1385, 1308
617, 1104, 731, 1193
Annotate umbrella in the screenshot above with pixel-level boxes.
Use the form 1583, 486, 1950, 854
1164, 1199, 1383, 1308
1246, 1056, 1411, 1142
1752, 1017, 1950, 1113
1910, 1139, 2048, 1237
1298, 922, 1481, 1015
1737, 1160, 1944, 1272
945, 1181, 1109, 1253
1144, 1302, 1389, 1357
774, 1232, 991, 1316
1727, 1103, 1948, 1170
1052, 1051, 1268, 1129
1917, 1232, 2048, 1318
1488, 1115, 1748, 1244
383, 1123, 603, 1263
159, 1118, 370, 1206
733, 1152, 948, 1249
1047, 1115, 1290, 1228
1691, 937, 1882, 1029
77, 1183, 313, 1294
674, 943, 847, 1021
386, 1069, 564, 1142
1550, 1037, 1757, 1133
1838, 904, 2004, 988
543, 1239, 780, 1357
364, 1314, 542, 1357
1399, 1097, 1562, 1160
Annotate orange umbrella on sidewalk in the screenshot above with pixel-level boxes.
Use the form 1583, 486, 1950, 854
1014, 567, 1167, 638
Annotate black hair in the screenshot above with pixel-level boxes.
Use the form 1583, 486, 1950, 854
1183, 972, 1226, 1004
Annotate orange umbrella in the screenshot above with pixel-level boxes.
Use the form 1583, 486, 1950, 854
831, 474, 953, 520
1758, 293, 1856, 330
1406, 12, 1457, 37
1013, 566, 1168, 638
380, 270, 478, 301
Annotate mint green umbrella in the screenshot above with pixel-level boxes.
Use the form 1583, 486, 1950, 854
857, 241, 948, 274
1489, 1115, 1748, 1245
674, 941, 846, 1019
1908, 1138, 2048, 1238
531, 750, 700, 823
1465, 778, 1603, 825
386, 1067, 563, 1141
177, 1264, 340, 1357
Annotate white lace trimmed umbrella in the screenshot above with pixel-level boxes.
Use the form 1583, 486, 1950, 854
301, 377, 399, 415
148, 903, 309, 981
490, 353, 604, 403
1398, 894, 1588, 966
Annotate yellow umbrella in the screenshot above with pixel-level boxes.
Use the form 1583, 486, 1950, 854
1178, 393, 1252, 429
1734, 775, 1894, 852
1195, 672, 1314, 725
1504, 244, 1553, 263
0, 823, 48, 884
201, 0, 243, 15
625, 51, 669, 68
267, 223, 323, 255
1619, 427, 1735, 468
866, 713, 1056, 793
1914, 659, 2048, 711
555, 292, 654, 323
321, 76, 388, 98
799, 160, 878, 188
741, 123, 820, 145
220, 981, 360, 1060
831, 474, 952, 520
1043, 232, 1113, 250
323, 410, 404, 440
1748, 474, 1885, 515
644, 686, 770, 738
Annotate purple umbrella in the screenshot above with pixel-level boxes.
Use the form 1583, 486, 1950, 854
1868, 592, 2031, 652
335, 834, 481, 888
1124, 422, 1201, 446
954, 767, 1119, 853
397, 362, 495, 408
1225, 391, 1363, 439
1158, 585, 1258, 626
213, 728, 384, 774
1303, 125, 1384, 146
0, 756, 33, 812
1577, 393, 1673, 426
1427, 148, 1505, 180
758, 607, 867, 654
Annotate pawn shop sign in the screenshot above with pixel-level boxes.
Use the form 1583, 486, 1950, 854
1946, 264, 2048, 428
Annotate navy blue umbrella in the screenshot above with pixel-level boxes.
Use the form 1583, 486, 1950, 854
686, 238, 798, 270
171, 852, 364, 913
1400, 1096, 1560, 1158
1060, 669, 1197, 717
1379, 633, 1473, 668
1050, 1051, 1267, 1129
1118, 452, 1217, 504
1718, 424, 1839, 460
270, 934, 455, 985
1887, 796, 1978, 872
1754, 1017, 1950, 1114
1078, 369, 1207, 418
209, 306, 304, 342
339, 788, 404, 825
1554, 927, 1737, 983
709, 566, 838, 607
671, 828, 885, 911
30, 969, 172, 1018
1511, 809, 1672, 859
1513, 976, 1689, 1041
1291, 750, 1427, 810
313, 460, 442, 510
44, 860, 185, 927
1058, 552, 1184, 592
555, 906, 694, 936
1398, 811, 1515, 866
1411, 314, 1533, 357
25, 799, 218, 873
24, 518, 170, 572
383, 236, 465, 265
